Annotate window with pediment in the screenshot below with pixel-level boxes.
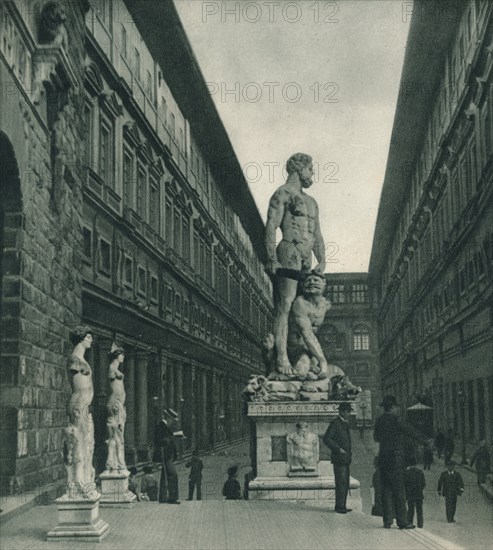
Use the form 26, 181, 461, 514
123, 147, 135, 209
99, 115, 113, 186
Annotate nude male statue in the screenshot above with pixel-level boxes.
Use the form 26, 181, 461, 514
265, 153, 326, 375
288, 272, 335, 380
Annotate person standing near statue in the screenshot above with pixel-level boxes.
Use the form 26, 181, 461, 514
155, 409, 180, 504
323, 402, 353, 514
265, 153, 327, 377
373, 395, 424, 529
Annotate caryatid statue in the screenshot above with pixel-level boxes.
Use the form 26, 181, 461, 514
105, 343, 128, 473
265, 153, 326, 376
64, 325, 98, 499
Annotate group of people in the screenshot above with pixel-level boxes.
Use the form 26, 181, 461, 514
324, 395, 488, 528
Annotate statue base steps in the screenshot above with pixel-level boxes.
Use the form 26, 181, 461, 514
247, 401, 362, 510
46, 495, 109, 542
99, 471, 137, 508
249, 475, 361, 509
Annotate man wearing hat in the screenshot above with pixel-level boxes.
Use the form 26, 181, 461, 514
374, 395, 424, 529
323, 401, 353, 513
155, 408, 180, 504
437, 460, 464, 523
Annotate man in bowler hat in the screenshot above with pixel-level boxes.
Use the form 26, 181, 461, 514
374, 395, 424, 529
323, 401, 353, 513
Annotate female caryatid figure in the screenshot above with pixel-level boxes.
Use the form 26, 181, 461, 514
105, 343, 128, 473
64, 325, 98, 499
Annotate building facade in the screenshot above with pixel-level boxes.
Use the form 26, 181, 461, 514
321, 273, 379, 421
369, 1, 493, 452
0, 0, 272, 493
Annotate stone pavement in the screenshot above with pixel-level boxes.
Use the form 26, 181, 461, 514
1, 434, 491, 550
0, 497, 467, 550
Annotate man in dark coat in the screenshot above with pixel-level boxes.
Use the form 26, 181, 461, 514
437, 460, 464, 522
374, 395, 424, 530
323, 401, 353, 514
155, 409, 180, 504
404, 458, 426, 528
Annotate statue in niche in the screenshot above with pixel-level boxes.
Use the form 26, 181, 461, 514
64, 325, 98, 499
105, 343, 128, 473
265, 153, 327, 377
286, 422, 319, 473
39, 1, 68, 50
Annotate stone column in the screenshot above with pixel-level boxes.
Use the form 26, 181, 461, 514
135, 352, 148, 461
124, 352, 137, 465
483, 376, 492, 445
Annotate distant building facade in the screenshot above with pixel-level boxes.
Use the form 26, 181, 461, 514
0, 0, 272, 492
369, 2, 493, 451
321, 273, 379, 420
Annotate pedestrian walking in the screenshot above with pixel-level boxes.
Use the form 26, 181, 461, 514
140, 465, 158, 501
470, 440, 491, 486
404, 458, 425, 528
434, 429, 445, 460
323, 401, 353, 514
444, 428, 455, 465
186, 448, 204, 500
155, 408, 180, 504
223, 465, 241, 500
422, 440, 434, 471
373, 395, 424, 530
437, 460, 464, 523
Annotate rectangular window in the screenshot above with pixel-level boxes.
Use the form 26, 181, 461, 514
150, 276, 158, 303
149, 178, 160, 233
170, 113, 176, 139
124, 256, 133, 285
137, 166, 146, 219
146, 70, 153, 103
99, 239, 111, 274
165, 199, 173, 243
160, 97, 167, 126
328, 284, 345, 304
99, 118, 113, 186
83, 227, 92, 259
84, 103, 93, 167
123, 148, 134, 208
134, 47, 140, 81
137, 266, 146, 296
182, 217, 190, 263
173, 210, 181, 254
175, 294, 181, 319
121, 24, 127, 59
351, 284, 368, 303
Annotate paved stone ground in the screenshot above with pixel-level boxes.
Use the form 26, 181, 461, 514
1, 433, 491, 550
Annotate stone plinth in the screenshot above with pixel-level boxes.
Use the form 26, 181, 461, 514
248, 401, 361, 510
46, 495, 109, 542
99, 471, 137, 508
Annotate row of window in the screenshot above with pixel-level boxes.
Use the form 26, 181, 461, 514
381, 231, 492, 344
383, 3, 492, 300
82, 227, 271, 342
326, 284, 369, 304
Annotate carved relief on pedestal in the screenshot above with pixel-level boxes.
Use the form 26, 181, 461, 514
286, 421, 319, 476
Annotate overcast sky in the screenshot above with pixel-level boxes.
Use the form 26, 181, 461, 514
175, 0, 411, 272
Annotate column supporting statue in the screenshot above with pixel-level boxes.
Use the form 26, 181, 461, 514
47, 326, 109, 541
100, 343, 137, 507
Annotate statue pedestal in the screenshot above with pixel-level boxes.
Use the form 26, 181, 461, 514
46, 494, 109, 542
247, 401, 361, 510
99, 471, 137, 507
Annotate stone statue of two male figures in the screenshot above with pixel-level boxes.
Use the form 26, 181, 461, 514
265, 152, 334, 382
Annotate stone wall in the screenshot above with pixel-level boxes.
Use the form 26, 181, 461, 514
0, 0, 88, 493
